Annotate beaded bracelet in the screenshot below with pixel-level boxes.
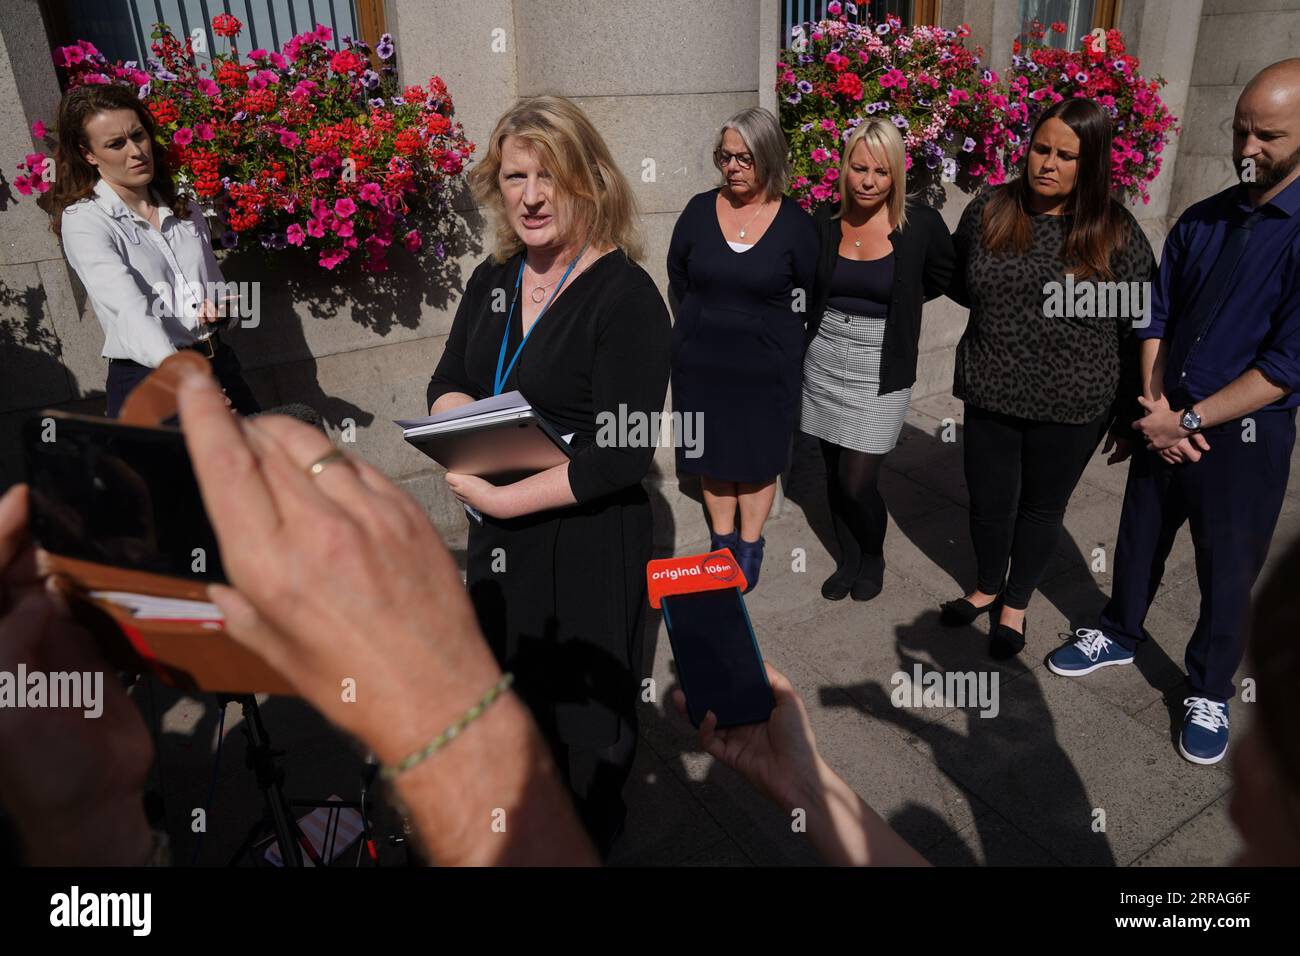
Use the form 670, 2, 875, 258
380, 672, 515, 780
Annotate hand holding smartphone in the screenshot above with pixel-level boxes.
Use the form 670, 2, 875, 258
649, 552, 774, 729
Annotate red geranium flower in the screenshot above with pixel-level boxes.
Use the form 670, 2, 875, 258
212, 14, 243, 39
835, 72, 864, 101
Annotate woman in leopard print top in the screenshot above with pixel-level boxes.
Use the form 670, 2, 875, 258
940, 97, 1156, 659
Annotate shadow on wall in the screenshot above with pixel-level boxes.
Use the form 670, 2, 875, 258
192, 200, 486, 429
0, 278, 82, 491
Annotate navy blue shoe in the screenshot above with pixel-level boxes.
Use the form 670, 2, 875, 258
733, 536, 765, 594
1179, 697, 1230, 765
1047, 628, 1136, 676
710, 528, 739, 558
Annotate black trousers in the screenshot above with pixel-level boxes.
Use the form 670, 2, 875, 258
105, 338, 261, 418
1098, 409, 1295, 702
963, 403, 1109, 609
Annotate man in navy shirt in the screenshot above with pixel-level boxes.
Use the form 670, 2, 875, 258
1049, 58, 1300, 765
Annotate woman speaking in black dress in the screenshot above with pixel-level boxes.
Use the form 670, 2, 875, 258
425, 96, 671, 854
668, 108, 819, 592
803, 119, 954, 603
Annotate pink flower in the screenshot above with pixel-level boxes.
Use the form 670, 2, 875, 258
319, 248, 348, 270
334, 197, 357, 218
289, 80, 318, 105
313, 25, 334, 44
197, 78, 219, 97
249, 48, 268, 60
268, 52, 287, 69
810, 183, 833, 202
286, 224, 306, 246
359, 182, 384, 205
336, 219, 354, 238
173, 127, 193, 146
279, 129, 301, 148
881, 69, 908, 90
810, 147, 830, 163
13, 175, 32, 196
31, 120, 46, 138
306, 218, 326, 238
310, 198, 329, 219
194, 122, 215, 141
404, 229, 422, 252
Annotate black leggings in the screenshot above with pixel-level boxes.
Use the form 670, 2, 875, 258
819, 438, 887, 575
963, 404, 1108, 610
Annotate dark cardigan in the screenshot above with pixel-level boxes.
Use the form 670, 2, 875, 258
807, 199, 955, 395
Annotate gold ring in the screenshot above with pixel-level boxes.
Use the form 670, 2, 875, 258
305, 448, 348, 477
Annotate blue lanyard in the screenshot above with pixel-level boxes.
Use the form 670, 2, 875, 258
492, 245, 587, 396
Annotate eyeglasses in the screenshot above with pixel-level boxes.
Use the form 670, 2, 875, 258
714, 149, 755, 170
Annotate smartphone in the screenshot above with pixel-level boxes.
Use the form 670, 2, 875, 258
660, 587, 774, 728
22, 413, 226, 583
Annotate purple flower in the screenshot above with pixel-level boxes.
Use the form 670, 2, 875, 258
361, 69, 380, 89
876, 23, 890, 34
865, 102, 879, 114
232, 111, 247, 122
918, 97, 930, 107
434, 241, 447, 260
220, 230, 238, 249
391, 95, 405, 105
368, 97, 385, 109
798, 53, 813, 64
797, 80, 813, 94
942, 158, 957, 179
786, 92, 801, 105
892, 114, 909, 129
961, 136, 976, 152
1075, 72, 1089, 83
377, 34, 395, 60
154, 69, 178, 81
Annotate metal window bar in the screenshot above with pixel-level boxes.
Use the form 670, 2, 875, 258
57, 0, 360, 72
781, 0, 912, 50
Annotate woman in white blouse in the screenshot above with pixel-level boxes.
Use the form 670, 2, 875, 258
49, 84, 259, 417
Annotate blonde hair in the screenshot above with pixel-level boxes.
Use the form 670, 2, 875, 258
717, 107, 791, 202
836, 119, 908, 231
468, 96, 643, 263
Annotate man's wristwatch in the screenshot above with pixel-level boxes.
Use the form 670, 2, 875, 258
1180, 407, 1202, 432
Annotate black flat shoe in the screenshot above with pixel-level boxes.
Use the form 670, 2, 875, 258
821, 567, 855, 601
990, 617, 1027, 659
940, 594, 1000, 626
850, 554, 885, 602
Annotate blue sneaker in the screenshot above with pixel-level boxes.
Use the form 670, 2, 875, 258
1047, 628, 1136, 676
1179, 697, 1230, 765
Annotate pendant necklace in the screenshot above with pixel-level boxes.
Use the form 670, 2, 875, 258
736, 200, 767, 239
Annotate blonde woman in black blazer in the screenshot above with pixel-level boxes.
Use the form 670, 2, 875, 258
803, 119, 954, 602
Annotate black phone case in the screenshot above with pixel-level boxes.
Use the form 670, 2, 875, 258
662, 589, 774, 729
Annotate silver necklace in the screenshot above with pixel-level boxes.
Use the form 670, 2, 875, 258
735, 201, 767, 239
